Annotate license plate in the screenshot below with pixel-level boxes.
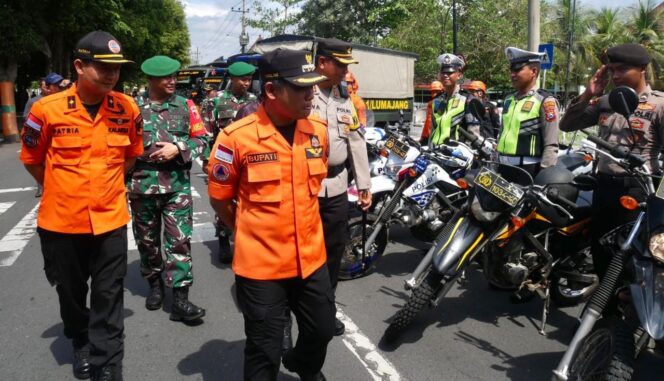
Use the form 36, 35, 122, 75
473, 167, 525, 207
385, 135, 409, 159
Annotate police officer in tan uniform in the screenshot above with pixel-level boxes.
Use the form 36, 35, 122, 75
311, 38, 371, 336
560, 43, 664, 277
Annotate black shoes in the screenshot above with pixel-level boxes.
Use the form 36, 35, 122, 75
170, 287, 206, 321
334, 317, 345, 336
72, 344, 91, 380
92, 365, 122, 381
282, 349, 327, 381
218, 229, 233, 264
145, 276, 164, 311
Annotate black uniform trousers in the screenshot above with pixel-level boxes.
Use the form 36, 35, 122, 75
37, 226, 127, 369
591, 175, 647, 277
318, 193, 349, 291
235, 265, 335, 381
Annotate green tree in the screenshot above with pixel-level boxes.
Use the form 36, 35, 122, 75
248, 0, 303, 36
629, 0, 664, 87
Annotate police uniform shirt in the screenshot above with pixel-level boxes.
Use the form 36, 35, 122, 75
431, 84, 482, 140
311, 85, 371, 197
498, 86, 560, 167
561, 85, 664, 175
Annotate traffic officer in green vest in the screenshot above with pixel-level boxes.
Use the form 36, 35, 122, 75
497, 47, 559, 176
429, 53, 483, 146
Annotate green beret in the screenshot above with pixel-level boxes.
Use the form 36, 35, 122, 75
141, 55, 181, 77
228, 62, 256, 77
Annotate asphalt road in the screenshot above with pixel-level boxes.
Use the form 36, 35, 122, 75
0, 141, 662, 381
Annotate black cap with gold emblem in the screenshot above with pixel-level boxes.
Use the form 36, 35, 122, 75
316, 38, 358, 64
259, 49, 328, 87
74, 31, 134, 64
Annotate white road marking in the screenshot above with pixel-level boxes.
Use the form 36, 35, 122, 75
0, 187, 37, 194
190, 185, 201, 199
0, 202, 16, 217
0, 203, 39, 267
337, 307, 402, 381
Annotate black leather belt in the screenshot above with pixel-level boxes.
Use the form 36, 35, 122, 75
134, 160, 191, 171
327, 164, 346, 178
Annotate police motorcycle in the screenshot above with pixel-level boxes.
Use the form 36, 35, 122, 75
383, 101, 599, 342
339, 130, 475, 280
554, 87, 664, 381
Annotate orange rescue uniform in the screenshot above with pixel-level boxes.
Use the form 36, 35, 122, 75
207, 105, 328, 280
421, 99, 435, 141
20, 84, 143, 235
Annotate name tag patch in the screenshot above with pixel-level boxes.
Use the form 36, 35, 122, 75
247, 152, 278, 164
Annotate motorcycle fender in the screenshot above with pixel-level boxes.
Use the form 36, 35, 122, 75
630, 256, 664, 340
403, 164, 457, 198
431, 217, 485, 276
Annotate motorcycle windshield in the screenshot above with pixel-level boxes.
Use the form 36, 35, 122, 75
630, 256, 664, 340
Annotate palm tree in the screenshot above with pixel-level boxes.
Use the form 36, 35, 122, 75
628, 0, 664, 88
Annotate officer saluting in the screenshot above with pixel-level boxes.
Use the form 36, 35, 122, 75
427, 53, 483, 145
560, 43, 664, 276
310, 38, 371, 336
497, 47, 559, 176
208, 49, 334, 381
20, 31, 142, 381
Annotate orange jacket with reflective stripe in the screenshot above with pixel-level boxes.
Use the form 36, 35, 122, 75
20, 84, 143, 235
208, 105, 329, 280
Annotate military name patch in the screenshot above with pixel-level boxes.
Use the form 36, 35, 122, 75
213, 163, 231, 181
247, 152, 278, 164
521, 101, 534, 112
305, 147, 323, 159
54, 127, 80, 135
215, 144, 234, 164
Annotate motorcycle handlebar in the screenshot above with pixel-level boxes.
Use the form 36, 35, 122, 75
584, 132, 646, 168
545, 188, 578, 210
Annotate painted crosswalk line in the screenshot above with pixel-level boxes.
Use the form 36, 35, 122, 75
0, 187, 37, 194
0, 202, 16, 217
0, 203, 39, 267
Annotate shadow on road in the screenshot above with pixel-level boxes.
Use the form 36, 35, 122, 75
378, 266, 579, 351
177, 338, 299, 381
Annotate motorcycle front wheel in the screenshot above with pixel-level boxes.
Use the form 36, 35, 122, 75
383, 269, 443, 343
567, 318, 635, 381
338, 214, 388, 280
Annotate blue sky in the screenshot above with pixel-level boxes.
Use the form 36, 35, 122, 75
183, 0, 647, 65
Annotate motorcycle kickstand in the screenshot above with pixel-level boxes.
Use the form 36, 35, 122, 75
538, 286, 551, 336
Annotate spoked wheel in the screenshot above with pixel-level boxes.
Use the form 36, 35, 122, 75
568, 319, 635, 381
338, 214, 388, 280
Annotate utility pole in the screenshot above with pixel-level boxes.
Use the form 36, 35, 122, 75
527, 0, 540, 51
191, 47, 200, 65
563, 0, 577, 106
452, 0, 458, 55
233, 0, 250, 53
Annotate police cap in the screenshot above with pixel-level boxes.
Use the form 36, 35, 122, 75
505, 47, 546, 70
259, 49, 327, 87
74, 31, 133, 64
141, 55, 181, 77
317, 38, 358, 64
44, 72, 64, 85
437, 53, 465, 73
604, 43, 650, 66
228, 61, 257, 77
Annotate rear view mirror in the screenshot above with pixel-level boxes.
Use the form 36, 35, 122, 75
468, 98, 486, 120
608, 86, 638, 120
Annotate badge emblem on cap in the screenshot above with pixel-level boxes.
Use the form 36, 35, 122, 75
305, 54, 313, 64
443, 55, 451, 64
108, 40, 121, 54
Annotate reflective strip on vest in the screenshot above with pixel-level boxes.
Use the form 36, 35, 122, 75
497, 95, 542, 156
431, 94, 466, 145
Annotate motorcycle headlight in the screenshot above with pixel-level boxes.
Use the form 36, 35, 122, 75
470, 197, 500, 222
649, 232, 664, 263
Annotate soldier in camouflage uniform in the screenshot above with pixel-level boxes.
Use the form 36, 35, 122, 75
206, 61, 257, 264
127, 55, 208, 322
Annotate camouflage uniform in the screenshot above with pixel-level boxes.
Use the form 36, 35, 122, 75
127, 93, 208, 288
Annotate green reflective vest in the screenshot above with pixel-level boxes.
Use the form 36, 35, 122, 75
431, 94, 466, 145
497, 92, 543, 157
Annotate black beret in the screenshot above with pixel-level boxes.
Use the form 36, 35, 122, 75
605, 43, 650, 66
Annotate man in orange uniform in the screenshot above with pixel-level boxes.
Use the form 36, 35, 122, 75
420, 80, 444, 142
20, 31, 142, 381
208, 49, 333, 381
345, 71, 367, 127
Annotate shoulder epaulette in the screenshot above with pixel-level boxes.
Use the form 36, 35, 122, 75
224, 114, 256, 134
38, 91, 69, 107
651, 90, 664, 98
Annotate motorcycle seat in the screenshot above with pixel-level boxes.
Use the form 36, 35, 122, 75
570, 205, 592, 220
